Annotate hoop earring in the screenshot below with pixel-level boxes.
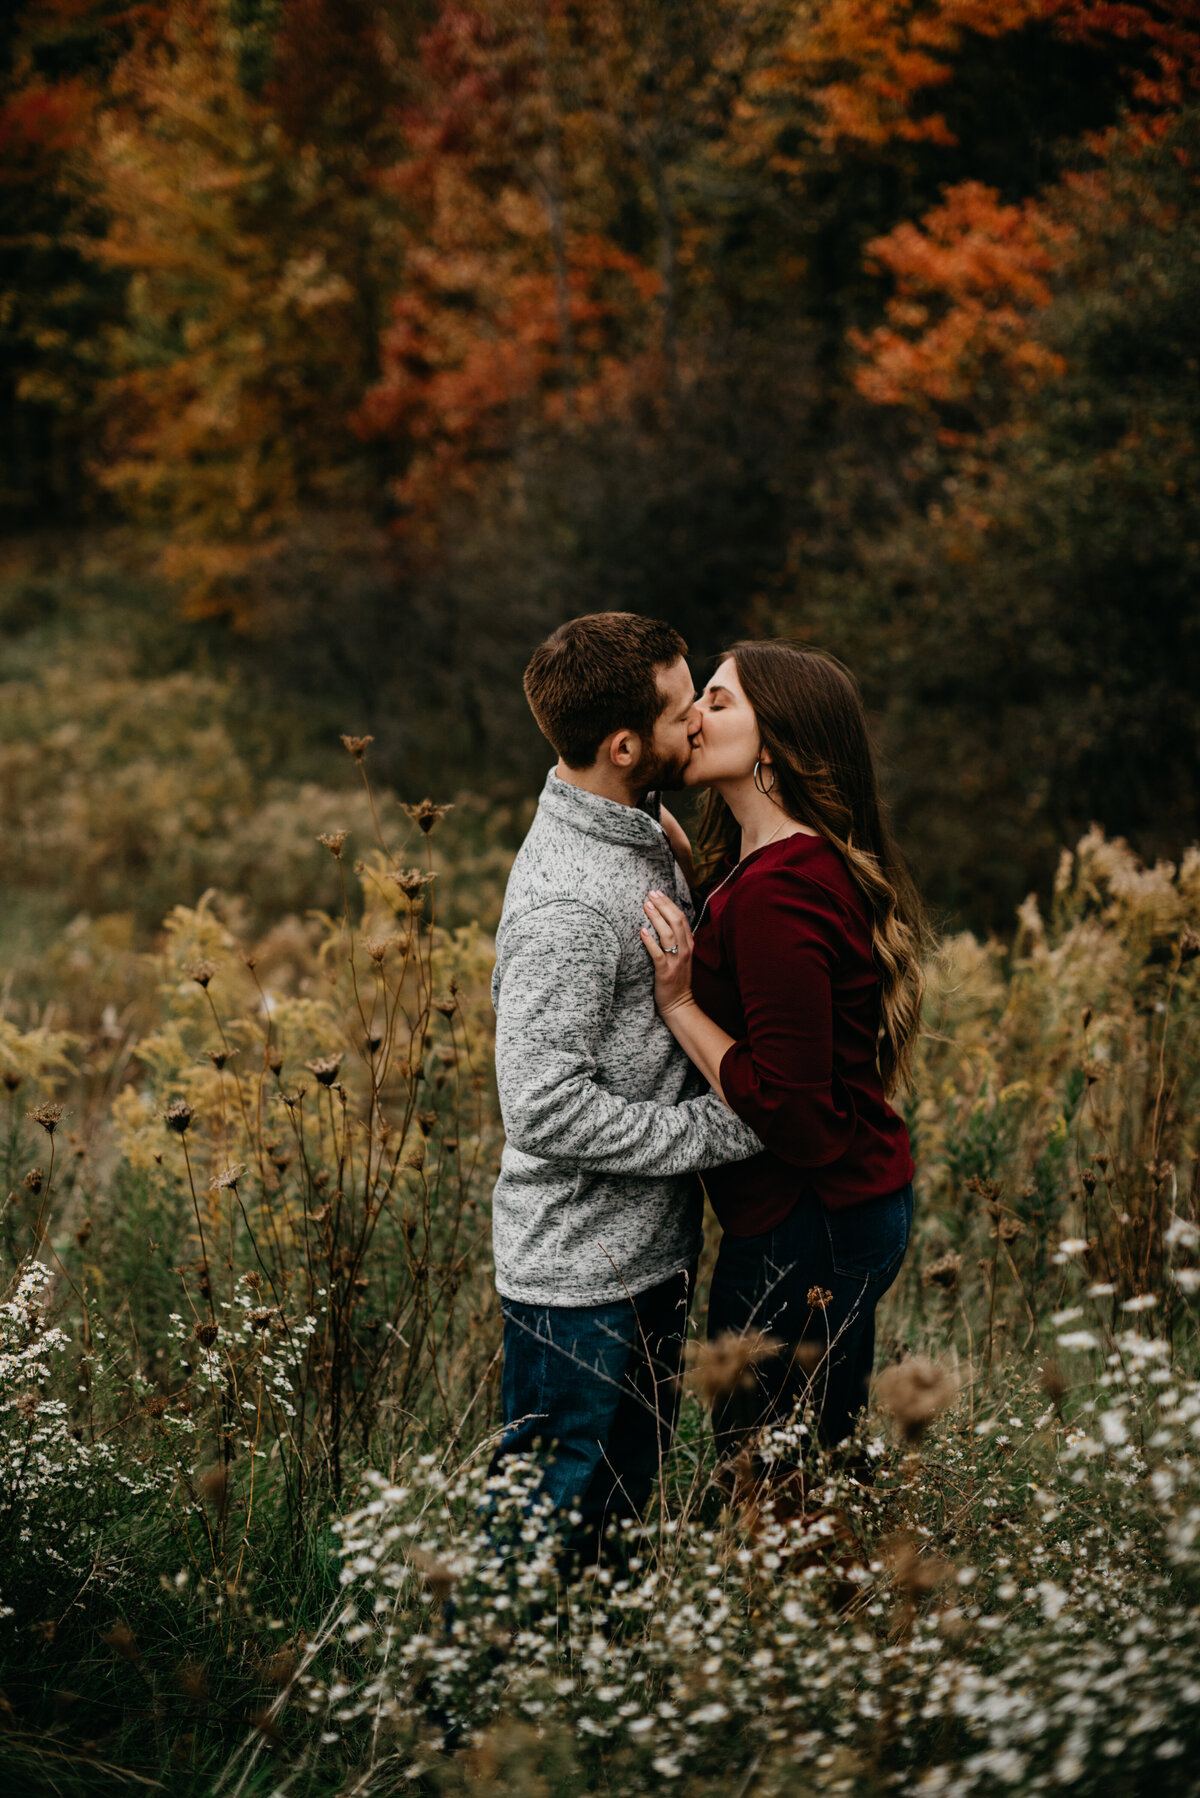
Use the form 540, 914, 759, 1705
753, 759, 776, 796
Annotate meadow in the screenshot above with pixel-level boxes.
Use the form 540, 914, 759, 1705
1, 688, 1198, 1797
4, 2, 1200, 1788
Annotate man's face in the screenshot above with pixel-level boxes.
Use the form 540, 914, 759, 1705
631, 657, 700, 794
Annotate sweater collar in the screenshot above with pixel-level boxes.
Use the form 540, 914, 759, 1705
537, 768, 665, 849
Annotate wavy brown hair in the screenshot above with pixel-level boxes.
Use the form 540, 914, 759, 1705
695, 641, 929, 1094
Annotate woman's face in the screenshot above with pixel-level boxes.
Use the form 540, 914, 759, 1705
683, 655, 763, 788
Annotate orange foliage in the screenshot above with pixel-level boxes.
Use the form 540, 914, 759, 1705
749, 0, 1043, 154
353, 3, 666, 535
851, 183, 1070, 411
847, 3, 1200, 417
747, 0, 1200, 158
0, 78, 94, 172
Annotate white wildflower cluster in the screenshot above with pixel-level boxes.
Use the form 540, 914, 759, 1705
161, 1282, 320, 1452
269, 1372, 1200, 1795
0, 1259, 169, 1617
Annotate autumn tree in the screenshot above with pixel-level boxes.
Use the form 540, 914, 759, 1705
89, 0, 407, 621
0, 1, 142, 522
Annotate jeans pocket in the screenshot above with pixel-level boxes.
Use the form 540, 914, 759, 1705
822, 1186, 912, 1284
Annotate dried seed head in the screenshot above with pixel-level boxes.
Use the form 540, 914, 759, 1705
243, 1270, 262, 1290
201, 1048, 233, 1072
806, 1286, 834, 1311
366, 1030, 384, 1054
1081, 1167, 1097, 1194
402, 798, 453, 835
185, 960, 216, 990
145, 1395, 169, 1418
247, 1307, 272, 1334
1082, 1060, 1105, 1087
364, 934, 393, 964
410, 1548, 456, 1602
177, 1661, 209, 1703
23, 1167, 44, 1195
1081, 1005, 1093, 1029
263, 1646, 296, 1686
1039, 1359, 1067, 1406
875, 1355, 960, 1444
432, 992, 457, 1016
402, 1139, 426, 1170
268, 1310, 287, 1337
210, 1163, 244, 1193
389, 867, 433, 903
306, 1055, 342, 1088
964, 1175, 1001, 1203
164, 1099, 194, 1136
75, 1217, 91, 1248
996, 1216, 1024, 1244
29, 1103, 65, 1135
1179, 927, 1200, 965
317, 829, 349, 859
197, 1466, 228, 1515
2, 1069, 21, 1093
883, 1532, 953, 1596
265, 1046, 283, 1075
101, 1622, 139, 1661
340, 734, 374, 762
924, 1251, 963, 1291
417, 1108, 439, 1136
193, 1320, 219, 1347
280, 1088, 306, 1112
689, 1329, 782, 1405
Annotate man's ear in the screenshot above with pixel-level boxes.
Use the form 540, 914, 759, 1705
607, 729, 640, 769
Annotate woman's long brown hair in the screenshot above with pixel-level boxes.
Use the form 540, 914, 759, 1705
694, 641, 929, 1095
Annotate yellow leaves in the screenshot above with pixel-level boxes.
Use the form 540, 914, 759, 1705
111, 1086, 165, 1173
0, 1021, 77, 1095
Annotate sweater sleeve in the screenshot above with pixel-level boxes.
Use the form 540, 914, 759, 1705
717, 867, 857, 1168
495, 901, 763, 1175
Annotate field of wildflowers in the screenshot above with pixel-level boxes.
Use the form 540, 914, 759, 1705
1, 732, 1198, 1797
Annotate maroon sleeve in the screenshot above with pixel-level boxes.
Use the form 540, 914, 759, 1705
717, 865, 857, 1168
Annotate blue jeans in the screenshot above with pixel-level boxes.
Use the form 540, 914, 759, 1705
707, 1184, 913, 1451
491, 1265, 694, 1552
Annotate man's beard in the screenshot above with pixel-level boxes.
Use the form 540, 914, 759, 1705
631, 741, 690, 795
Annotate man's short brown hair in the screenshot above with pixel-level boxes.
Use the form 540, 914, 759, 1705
523, 613, 689, 769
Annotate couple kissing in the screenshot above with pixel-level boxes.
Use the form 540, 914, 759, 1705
488, 612, 927, 1559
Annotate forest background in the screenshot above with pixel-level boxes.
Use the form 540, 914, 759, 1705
4, 0, 1199, 950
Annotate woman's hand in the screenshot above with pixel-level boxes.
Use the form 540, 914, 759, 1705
640, 889, 697, 1017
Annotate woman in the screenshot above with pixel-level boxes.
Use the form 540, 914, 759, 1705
640, 641, 927, 1454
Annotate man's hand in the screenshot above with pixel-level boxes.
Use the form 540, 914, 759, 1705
641, 889, 696, 1017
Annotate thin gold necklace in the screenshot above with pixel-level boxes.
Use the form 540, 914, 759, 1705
696, 816, 790, 930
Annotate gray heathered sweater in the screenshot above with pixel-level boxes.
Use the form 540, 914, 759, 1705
490, 769, 763, 1306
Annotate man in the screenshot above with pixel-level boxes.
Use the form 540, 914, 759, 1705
488, 612, 762, 1556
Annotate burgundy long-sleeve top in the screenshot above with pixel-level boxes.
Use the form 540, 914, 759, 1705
690, 831, 914, 1235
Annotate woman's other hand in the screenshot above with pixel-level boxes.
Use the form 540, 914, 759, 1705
658, 805, 696, 891
641, 890, 696, 1017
